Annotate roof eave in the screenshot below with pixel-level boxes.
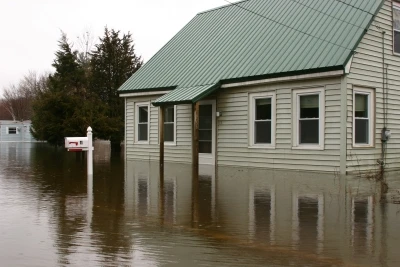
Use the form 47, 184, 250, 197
221, 66, 345, 86
118, 86, 176, 95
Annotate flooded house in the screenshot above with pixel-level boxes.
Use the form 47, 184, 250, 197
119, 0, 399, 174
0, 120, 36, 142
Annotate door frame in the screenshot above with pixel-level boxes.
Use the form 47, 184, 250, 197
198, 100, 216, 165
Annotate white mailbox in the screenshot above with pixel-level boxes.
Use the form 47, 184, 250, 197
65, 127, 94, 176
65, 137, 89, 150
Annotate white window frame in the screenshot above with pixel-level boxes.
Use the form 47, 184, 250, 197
160, 105, 177, 146
7, 127, 18, 135
353, 88, 375, 148
393, 2, 400, 55
249, 92, 276, 148
135, 102, 150, 144
292, 87, 325, 150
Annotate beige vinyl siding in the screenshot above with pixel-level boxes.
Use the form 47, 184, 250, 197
346, 0, 400, 172
125, 96, 192, 163
216, 77, 342, 172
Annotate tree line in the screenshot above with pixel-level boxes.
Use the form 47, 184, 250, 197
0, 28, 142, 151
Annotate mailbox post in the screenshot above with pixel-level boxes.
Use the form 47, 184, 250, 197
87, 127, 93, 175
65, 126, 94, 176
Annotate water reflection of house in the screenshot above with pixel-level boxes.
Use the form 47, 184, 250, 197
351, 196, 375, 255
0, 120, 36, 142
124, 161, 400, 266
125, 161, 194, 225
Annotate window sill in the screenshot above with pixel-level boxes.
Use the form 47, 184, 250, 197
134, 141, 150, 145
352, 144, 374, 149
164, 142, 176, 146
292, 145, 324, 151
248, 145, 276, 149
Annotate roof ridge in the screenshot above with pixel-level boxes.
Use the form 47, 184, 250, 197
197, 0, 249, 15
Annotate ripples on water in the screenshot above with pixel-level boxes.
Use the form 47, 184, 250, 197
0, 142, 399, 266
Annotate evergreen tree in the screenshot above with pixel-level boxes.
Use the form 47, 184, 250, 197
90, 27, 142, 151
31, 33, 111, 146
49, 33, 86, 94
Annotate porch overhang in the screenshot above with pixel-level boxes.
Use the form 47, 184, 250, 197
152, 83, 220, 106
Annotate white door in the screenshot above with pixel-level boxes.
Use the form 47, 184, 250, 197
199, 100, 216, 165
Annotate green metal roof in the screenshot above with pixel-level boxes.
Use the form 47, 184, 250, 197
152, 83, 219, 106
119, 0, 383, 104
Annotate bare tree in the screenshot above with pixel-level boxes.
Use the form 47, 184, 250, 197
0, 99, 14, 120
76, 30, 95, 75
1, 71, 49, 121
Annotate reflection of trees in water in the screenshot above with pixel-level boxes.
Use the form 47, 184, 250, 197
90, 158, 132, 265
30, 143, 88, 264
15, 142, 131, 265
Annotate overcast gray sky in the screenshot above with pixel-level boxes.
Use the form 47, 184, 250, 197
0, 0, 227, 96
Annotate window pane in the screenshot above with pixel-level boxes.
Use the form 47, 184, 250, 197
8, 127, 17, 134
199, 130, 212, 141
199, 117, 212, 129
199, 104, 213, 154
355, 94, 368, 118
255, 121, 271, 144
139, 106, 148, 123
165, 106, 174, 123
200, 104, 212, 116
199, 141, 212, 153
394, 8, 400, 29
164, 123, 174, 142
355, 119, 369, 144
255, 98, 272, 120
299, 119, 319, 144
199, 105, 212, 129
138, 124, 148, 141
300, 95, 319, 118
394, 31, 400, 54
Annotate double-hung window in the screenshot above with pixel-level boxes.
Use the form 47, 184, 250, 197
353, 88, 374, 147
394, 2, 400, 54
164, 105, 176, 143
293, 88, 325, 149
249, 92, 276, 147
8, 127, 17, 134
135, 102, 150, 143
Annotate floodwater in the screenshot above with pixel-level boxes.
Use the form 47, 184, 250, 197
0, 142, 400, 267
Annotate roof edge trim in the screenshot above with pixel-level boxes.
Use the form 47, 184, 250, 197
221, 66, 344, 85
197, 0, 249, 15
221, 70, 344, 89
152, 83, 220, 106
118, 86, 176, 95
119, 90, 172, 98
343, 0, 385, 69
191, 83, 220, 103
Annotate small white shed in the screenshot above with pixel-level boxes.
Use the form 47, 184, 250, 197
0, 120, 36, 142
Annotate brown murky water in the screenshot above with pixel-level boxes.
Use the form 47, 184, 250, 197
1, 142, 400, 266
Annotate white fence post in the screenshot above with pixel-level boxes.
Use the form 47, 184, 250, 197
87, 126, 93, 176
